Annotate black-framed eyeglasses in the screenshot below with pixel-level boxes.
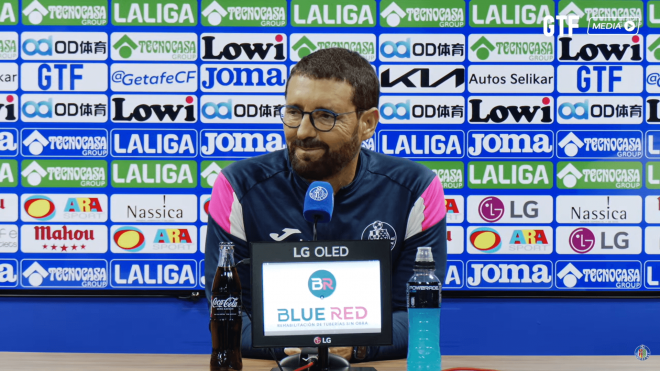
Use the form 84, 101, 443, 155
278, 105, 363, 132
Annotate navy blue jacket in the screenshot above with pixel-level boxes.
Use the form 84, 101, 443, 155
205, 148, 447, 361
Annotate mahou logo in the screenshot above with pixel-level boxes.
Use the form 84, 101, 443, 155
212, 296, 239, 308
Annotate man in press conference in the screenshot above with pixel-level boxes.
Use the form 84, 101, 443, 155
205, 47, 447, 362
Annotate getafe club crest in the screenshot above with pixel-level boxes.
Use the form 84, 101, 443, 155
362, 221, 397, 249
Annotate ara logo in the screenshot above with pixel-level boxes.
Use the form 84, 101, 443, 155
112, 225, 196, 254
111, 0, 197, 26
469, 195, 553, 224
0, 129, 18, 156
468, 34, 554, 62
111, 129, 197, 158
0, 259, 18, 287
558, 130, 642, 159
556, 261, 642, 290
290, 34, 376, 61
557, 96, 643, 124
559, 226, 641, 255
557, 162, 642, 190
0, 94, 17, 122
111, 259, 196, 287
378, 130, 464, 159
111, 33, 197, 61
558, 35, 642, 62
113, 226, 145, 252
466, 260, 553, 289
111, 95, 196, 123
379, 65, 464, 93
380, 0, 465, 28
201, 33, 286, 62
469, 227, 501, 253
201, 0, 287, 27
200, 95, 284, 123
22, 194, 106, 222
23, 195, 55, 220
378, 34, 465, 62
468, 96, 552, 124
200, 64, 287, 93
23, 0, 107, 26
557, 195, 641, 224
378, 96, 465, 124
467, 131, 553, 159
201, 130, 285, 159
21, 128, 108, 158
468, 226, 552, 255
21, 32, 108, 60
20, 94, 108, 123
291, 0, 375, 27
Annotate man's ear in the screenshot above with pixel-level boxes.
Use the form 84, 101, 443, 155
359, 107, 379, 141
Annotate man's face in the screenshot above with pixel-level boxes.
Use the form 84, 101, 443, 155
284, 75, 363, 181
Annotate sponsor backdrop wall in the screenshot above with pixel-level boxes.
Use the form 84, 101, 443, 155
1, 0, 660, 356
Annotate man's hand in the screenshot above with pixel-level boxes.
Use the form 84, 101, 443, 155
284, 347, 353, 361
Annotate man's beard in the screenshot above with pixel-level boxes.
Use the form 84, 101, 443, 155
288, 127, 361, 181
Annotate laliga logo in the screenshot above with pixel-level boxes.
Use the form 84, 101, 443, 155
470, 227, 502, 253
478, 196, 504, 222
308, 270, 336, 299
309, 186, 328, 201
114, 226, 146, 252
24, 195, 56, 220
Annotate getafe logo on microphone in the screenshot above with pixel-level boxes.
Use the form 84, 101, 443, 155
309, 186, 328, 201
308, 270, 336, 299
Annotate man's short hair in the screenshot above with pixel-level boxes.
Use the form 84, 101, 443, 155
286, 48, 379, 112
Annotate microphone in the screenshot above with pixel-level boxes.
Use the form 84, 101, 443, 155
303, 181, 334, 223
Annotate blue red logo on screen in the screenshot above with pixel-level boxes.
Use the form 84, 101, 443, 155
308, 270, 336, 299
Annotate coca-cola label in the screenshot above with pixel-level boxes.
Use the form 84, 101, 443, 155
211, 295, 241, 317
406, 283, 441, 308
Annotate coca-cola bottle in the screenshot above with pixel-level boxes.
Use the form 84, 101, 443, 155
210, 244, 243, 370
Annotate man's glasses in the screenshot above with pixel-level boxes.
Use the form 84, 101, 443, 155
278, 105, 363, 132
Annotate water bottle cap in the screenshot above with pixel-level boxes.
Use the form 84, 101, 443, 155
415, 247, 434, 262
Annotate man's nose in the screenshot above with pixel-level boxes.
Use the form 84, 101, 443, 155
296, 113, 317, 141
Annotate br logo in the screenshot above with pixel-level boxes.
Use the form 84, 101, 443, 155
308, 270, 336, 299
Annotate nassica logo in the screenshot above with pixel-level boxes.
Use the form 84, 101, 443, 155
22, 0, 107, 26
21, 128, 108, 158
378, 96, 464, 124
110, 63, 197, 92
200, 64, 287, 93
558, 35, 643, 62
0, 32, 18, 60
378, 34, 465, 62
557, 96, 643, 124
111, 129, 197, 158
290, 33, 375, 61
468, 195, 553, 224
558, 226, 641, 255
557, 195, 642, 224
111, 0, 197, 26
468, 96, 553, 124
200, 95, 284, 123
109, 194, 197, 223
111, 225, 197, 254
378, 130, 464, 159
467, 130, 553, 159
201, 130, 285, 159
111, 95, 196, 123
21, 224, 108, 253
0, 129, 18, 156
21, 194, 107, 222
557, 130, 642, 159
379, 65, 464, 93
21, 32, 108, 60
308, 270, 336, 298
21, 94, 108, 123
111, 33, 197, 61
201, 33, 286, 62
468, 34, 554, 62
200, 0, 287, 27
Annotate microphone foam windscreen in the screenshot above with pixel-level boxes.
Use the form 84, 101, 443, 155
303, 181, 334, 223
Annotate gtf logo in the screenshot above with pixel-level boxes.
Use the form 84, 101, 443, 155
308, 270, 336, 299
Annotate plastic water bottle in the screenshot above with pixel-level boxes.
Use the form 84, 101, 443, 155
407, 247, 441, 371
